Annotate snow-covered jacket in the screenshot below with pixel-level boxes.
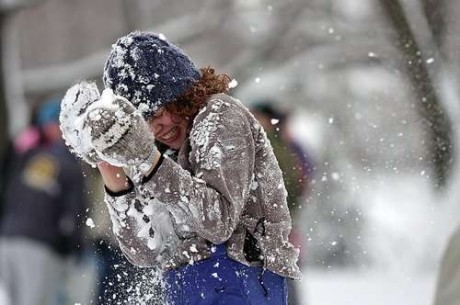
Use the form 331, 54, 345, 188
105, 93, 301, 279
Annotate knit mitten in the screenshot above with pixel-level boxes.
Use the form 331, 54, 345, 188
85, 89, 157, 174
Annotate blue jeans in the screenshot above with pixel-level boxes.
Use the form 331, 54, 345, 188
164, 244, 287, 305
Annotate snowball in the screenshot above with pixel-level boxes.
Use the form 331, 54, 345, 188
59, 81, 100, 158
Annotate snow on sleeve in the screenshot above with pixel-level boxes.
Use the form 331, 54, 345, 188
105, 193, 130, 236
105, 189, 181, 266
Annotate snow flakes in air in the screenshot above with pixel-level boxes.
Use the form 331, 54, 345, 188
228, 79, 238, 89
331, 172, 340, 180
85, 218, 95, 229
368, 52, 378, 58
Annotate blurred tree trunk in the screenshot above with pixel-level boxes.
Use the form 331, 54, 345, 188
381, 0, 453, 189
421, 0, 447, 50
0, 0, 43, 172
0, 12, 8, 168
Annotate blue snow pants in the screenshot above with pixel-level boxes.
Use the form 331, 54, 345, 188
164, 244, 287, 305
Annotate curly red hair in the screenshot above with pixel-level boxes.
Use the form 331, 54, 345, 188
163, 67, 231, 120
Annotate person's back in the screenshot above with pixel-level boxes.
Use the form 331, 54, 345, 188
1, 141, 84, 254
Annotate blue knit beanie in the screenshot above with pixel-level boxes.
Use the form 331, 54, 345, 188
103, 31, 201, 118
36, 98, 61, 127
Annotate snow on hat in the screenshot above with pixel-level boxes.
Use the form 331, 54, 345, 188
103, 31, 201, 118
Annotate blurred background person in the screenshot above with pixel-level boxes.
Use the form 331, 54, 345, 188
0, 134, 16, 305
251, 101, 314, 305
0, 98, 87, 305
0, 97, 42, 305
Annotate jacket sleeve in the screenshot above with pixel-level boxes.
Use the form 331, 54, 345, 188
140, 98, 255, 244
104, 184, 180, 267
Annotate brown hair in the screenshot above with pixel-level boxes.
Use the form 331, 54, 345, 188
163, 67, 231, 120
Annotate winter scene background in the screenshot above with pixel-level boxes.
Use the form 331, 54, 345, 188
1, 0, 460, 304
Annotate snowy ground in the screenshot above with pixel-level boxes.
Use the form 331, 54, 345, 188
299, 268, 437, 305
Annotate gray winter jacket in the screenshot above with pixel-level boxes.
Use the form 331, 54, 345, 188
104, 93, 301, 279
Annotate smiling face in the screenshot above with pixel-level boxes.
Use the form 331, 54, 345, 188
148, 107, 190, 149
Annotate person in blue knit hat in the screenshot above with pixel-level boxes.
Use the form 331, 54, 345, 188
60, 31, 301, 305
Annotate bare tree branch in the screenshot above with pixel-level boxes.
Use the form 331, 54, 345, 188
0, 12, 9, 180
420, 0, 447, 49
22, 6, 231, 94
224, 1, 309, 83
380, 0, 453, 188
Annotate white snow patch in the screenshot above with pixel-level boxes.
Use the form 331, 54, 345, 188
85, 218, 95, 229
60, 81, 100, 162
228, 79, 238, 89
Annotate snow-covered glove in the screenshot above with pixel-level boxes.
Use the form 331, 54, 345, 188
60, 81, 102, 167
85, 89, 157, 174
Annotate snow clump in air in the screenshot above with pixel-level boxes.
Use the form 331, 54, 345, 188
59, 81, 100, 163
